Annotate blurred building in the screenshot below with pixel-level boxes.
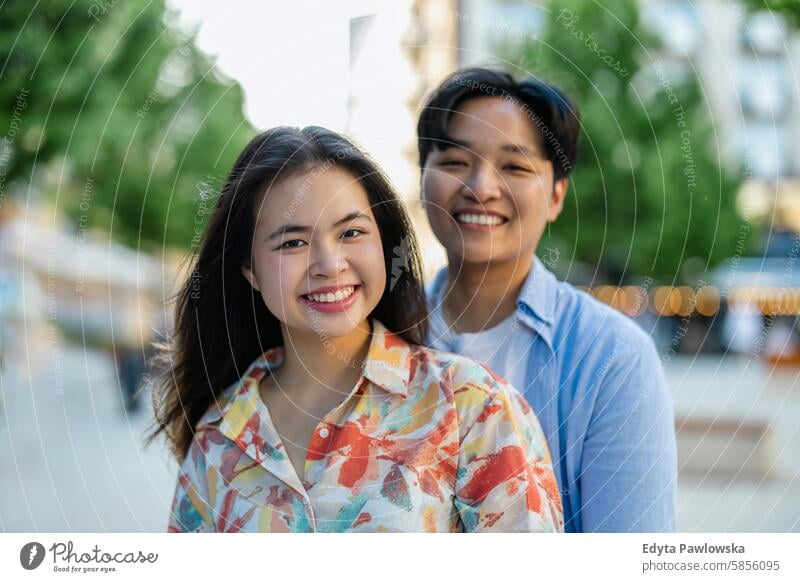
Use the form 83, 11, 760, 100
0, 200, 173, 408
340, 0, 800, 277
644, 0, 800, 229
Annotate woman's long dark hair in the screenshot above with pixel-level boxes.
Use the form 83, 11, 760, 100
148, 126, 428, 462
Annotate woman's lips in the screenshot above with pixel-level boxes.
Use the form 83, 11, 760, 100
299, 285, 362, 313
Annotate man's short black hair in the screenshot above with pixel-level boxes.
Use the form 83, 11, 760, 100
417, 67, 580, 180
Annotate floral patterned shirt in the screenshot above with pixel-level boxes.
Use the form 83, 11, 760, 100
167, 319, 563, 532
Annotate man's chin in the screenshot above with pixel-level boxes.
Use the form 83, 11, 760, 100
447, 248, 519, 269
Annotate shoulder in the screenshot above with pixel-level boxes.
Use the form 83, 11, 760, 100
409, 344, 531, 429
554, 279, 657, 365
409, 344, 507, 394
424, 266, 448, 302
194, 381, 240, 431
555, 284, 670, 409
181, 383, 241, 476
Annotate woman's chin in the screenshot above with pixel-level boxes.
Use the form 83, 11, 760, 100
290, 309, 368, 341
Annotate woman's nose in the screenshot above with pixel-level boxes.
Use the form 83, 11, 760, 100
309, 242, 349, 278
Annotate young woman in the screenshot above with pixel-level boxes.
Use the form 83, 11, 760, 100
150, 126, 563, 533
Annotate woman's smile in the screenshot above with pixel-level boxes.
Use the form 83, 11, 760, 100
299, 284, 363, 313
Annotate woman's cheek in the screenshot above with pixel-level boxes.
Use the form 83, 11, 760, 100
361, 241, 387, 300
259, 258, 298, 318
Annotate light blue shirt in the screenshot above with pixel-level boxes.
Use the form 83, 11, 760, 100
427, 257, 678, 532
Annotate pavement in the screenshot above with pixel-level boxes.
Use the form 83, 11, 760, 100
1, 335, 799, 532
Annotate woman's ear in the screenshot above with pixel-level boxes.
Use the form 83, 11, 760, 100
241, 263, 260, 292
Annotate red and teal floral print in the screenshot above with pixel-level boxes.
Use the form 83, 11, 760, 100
168, 319, 563, 532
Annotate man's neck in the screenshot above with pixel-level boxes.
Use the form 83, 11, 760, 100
441, 254, 534, 334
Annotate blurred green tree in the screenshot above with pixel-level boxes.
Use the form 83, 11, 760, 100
1, 0, 254, 250
506, 0, 747, 283
741, 0, 800, 28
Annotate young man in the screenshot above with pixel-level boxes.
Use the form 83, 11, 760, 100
418, 68, 677, 532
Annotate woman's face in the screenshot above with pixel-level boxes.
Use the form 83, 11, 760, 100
242, 166, 387, 340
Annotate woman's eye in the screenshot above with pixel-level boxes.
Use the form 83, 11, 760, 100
280, 239, 306, 249
342, 228, 364, 239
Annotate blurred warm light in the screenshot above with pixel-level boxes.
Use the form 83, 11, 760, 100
652, 286, 674, 316
623, 286, 648, 317
695, 286, 721, 317
594, 285, 615, 306
583, 284, 800, 318
669, 286, 693, 317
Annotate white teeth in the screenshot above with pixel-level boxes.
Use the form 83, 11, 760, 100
456, 213, 504, 226
306, 286, 355, 303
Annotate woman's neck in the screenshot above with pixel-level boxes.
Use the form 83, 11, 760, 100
442, 255, 533, 334
276, 318, 373, 395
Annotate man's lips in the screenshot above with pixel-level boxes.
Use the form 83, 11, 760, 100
453, 210, 509, 227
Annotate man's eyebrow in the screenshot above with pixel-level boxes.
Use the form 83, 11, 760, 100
501, 143, 536, 156
436, 138, 471, 151
266, 211, 371, 241
436, 140, 539, 157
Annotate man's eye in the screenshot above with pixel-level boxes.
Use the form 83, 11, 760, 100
440, 159, 466, 167
342, 228, 364, 239
280, 239, 306, 249
504, 164, 531, 172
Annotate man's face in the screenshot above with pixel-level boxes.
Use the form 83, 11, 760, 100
421, 96, 568, 267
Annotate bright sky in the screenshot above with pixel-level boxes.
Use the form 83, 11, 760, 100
166, 0, 373, 130
165, 0, 422, 197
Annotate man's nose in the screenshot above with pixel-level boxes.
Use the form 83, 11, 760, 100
463, 164, 502, 202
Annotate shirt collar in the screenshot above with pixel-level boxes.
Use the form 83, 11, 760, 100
515, 257, 558, 349
516, 257, 557, 325
196, 318, 411, 429
428, 255, 558, 348
360, 319, 413, 398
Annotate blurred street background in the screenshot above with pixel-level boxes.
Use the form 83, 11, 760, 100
2, 0, 800, 531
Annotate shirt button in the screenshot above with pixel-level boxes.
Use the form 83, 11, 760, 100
319, 427, 330, 439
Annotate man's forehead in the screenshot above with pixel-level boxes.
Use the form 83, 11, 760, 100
436, 135, 546, 160
447, 101, 544, 152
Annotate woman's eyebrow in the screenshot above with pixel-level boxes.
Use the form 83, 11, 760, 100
266, 211, 371, 241
266, 224, 310, 241
333, 210, 371, 227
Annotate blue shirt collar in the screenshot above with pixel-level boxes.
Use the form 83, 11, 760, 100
514, 257, 557, 349
429, 255, 558, 349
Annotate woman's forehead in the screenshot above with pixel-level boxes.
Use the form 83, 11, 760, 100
256, 166, 374, 228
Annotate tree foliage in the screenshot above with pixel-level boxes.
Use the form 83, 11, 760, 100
1, 0, 255, 250
508, 0, 747, 282
741, 0, 800, 28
